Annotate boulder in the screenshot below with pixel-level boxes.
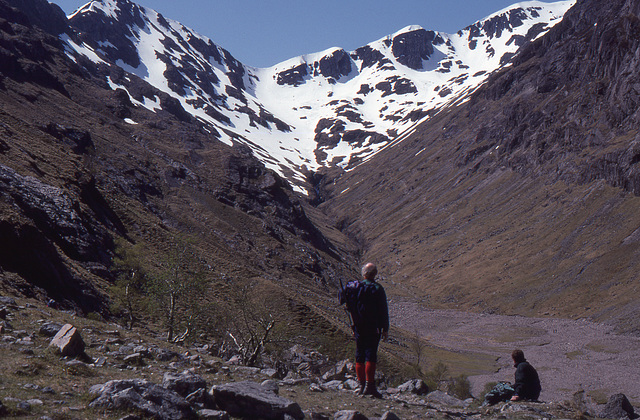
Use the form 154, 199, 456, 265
49, 324, 84, 357
380, 412, 402, 420
163, 371, 207, 397
123, 352, 145, 366
261, 379, 279, 395
397, 379, 429, 395
323, 380, 343, 390
197, 409, 229, 419
600, 393, 634, 419
342, 379, 361, 391
334, 410, 368, 420
39, 322, 63, 337
210, 381, 304, 420
322, 359, 351, 381
152, 347, 181, 361
89, 379, 195, 420
0, 296, 17, 306
425, 390, 468, 408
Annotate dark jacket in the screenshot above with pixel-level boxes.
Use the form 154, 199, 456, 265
513, 361, 541, 401
352, 279, 389, 335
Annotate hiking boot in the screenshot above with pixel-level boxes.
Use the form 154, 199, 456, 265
356, 380, 366, 395
363, 381, 383, 399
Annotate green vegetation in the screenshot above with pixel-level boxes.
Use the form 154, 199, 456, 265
110, 235, 215, 343
109, 238, 150, 330
147, 235, 211, 343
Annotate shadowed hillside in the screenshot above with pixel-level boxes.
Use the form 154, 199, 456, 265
0, 0, 360, 358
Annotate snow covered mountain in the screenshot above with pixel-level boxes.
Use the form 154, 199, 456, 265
64, 0, 575, 193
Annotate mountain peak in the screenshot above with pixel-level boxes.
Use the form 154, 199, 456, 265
64, 0, 575, 194
393, 25, 426, 37
70, 0, 141, 17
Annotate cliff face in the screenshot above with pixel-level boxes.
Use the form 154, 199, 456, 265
462, 0, 640, 195
320, 0, 640, 334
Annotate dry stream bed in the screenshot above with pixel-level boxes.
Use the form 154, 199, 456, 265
390, 299, 640, 404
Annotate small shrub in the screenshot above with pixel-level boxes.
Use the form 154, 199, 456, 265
65, 362, 95, 377
427, 361, 449, 384
447, 374, 472, 400
15, 361, 47, 376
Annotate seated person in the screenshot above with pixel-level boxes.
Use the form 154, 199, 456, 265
510, 349, 541, 401
483, 349, 541, 405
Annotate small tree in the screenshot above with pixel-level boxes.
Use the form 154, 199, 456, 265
148, 235, 209, 342
109, 239, 149, 329
225, 279, 281, 367
409, 329, 426, 372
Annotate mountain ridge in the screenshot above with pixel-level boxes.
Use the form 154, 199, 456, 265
64, 0, 575, 194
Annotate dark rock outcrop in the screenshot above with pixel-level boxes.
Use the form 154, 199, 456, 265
4, 0, 68, 36
315, 49, 352, 80
352, 45, 386, 70
276, 63, 308, 86
163, 371, 208, 398
392, 28, 436, 70
599, 393, 634, 419
277, 49, 352, 86
0, 165, 112, 263
210, 381, 304, 420
39, 123, 94, 155
89, 379, 196, 420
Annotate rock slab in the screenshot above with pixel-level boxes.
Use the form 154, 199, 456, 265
600, 393, 634, 419
48, 324, 84, 357
89, 379, 195, 420
210, 380, 304, 420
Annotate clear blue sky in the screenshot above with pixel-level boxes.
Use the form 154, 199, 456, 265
53, 0, 559, 68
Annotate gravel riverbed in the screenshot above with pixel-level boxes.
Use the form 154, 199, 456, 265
390, 299, 640, 404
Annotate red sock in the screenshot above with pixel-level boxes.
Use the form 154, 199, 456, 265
365, 362, 376, 382
355, 362, 366, 383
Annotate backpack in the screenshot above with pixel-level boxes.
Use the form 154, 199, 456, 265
339, 280, 379, 325
482, 382, 515, 406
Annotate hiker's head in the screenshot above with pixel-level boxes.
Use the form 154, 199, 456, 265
361, 263, 377, 280
511, 349, 526, 365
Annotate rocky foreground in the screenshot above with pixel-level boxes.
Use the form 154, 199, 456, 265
0, 294, 636, 419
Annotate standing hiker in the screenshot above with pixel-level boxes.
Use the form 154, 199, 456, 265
339, 262, 389, 398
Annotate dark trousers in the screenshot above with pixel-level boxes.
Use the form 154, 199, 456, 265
355, 330, 381, 363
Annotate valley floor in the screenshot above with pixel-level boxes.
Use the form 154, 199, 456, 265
390, 300, 640, 404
